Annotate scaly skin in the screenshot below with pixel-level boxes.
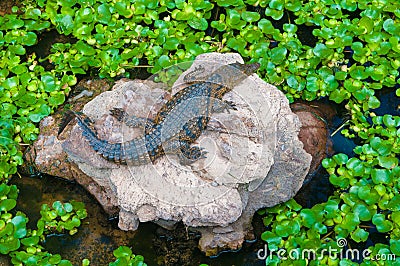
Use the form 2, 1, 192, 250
59, 62, 260, 165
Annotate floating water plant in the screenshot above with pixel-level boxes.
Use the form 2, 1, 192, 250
0, 0, 399, 264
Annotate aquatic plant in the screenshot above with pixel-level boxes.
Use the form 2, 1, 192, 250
0, 0, 399, 264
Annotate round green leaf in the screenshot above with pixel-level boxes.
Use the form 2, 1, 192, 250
188, 17, 208, 30
313, 43, 333, 59
383, 19, 398, 35
372, 214, 393, 233
11, 215, 27, 238
378, 156, 398, 169
390, 239, 400, 256
352, 203, 372, 221
283, 23, 297, 33
241, 11, 260, 23
75, 41, 96, 56
64, 202, 73, 213
21, 236, 39, 247
0, 199, 16, 212
270, 47, 287, 64
371, 169, 391, 184
41, 74, 56, 92
351, 227, 369, 243
387, 195, 400, 211
164, 37, 180, 50
97, 4, 112, 24
113, 246, 132, 258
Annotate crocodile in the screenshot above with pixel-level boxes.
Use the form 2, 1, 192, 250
58, 62, 260, 165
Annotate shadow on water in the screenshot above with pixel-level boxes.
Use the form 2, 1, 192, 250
374, 88, 400, 117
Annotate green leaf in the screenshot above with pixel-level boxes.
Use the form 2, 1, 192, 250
369, 137, 392, 156
11, 215, 27, 238
352, 203, 372, 221
313, 43, 333, 59
372, 214, 392, 233
53, 201, 66, 216
329, 88, 350, 103
157, 55, 170, 68
226, 9, 242, 25
59, 260, 73, 266
164, 37, 180, 50
390, 239, 400, 256
0, 199, 16, 212
368, 96, 380, 109
378, 156, 398, 169
64, 202, 73, 213
113, 246, 132, 258
346, 157, 364, 176
383, 19, 398, 35
333, 153, 348, 164
241, 11, 260, 23
383, 114, 397, 127
56, 14, 74, 35
283, 23, 297, 33
351, 227, 369, 243
48, 92, 65, 107
82, 258, 90, 266
21, 236, 39, 247
97, 3, 112, 24
349, 65, 368, 80
75, 41, 96, 56
3, 76, 19, 90
188, 17, 208, 30
265, 8, 284, 20
269, 0, 284, 10
358, 16, 374, 34
261, 231, 282, 250
41, 74, 56, 92
371, 169, 391, 184
387, 195, 400, 211
0, 237, 20, 254
49, 254, 62, 264
258, 19, 275, 34
270, 47, 287, 64
368, 65, 388, 81
275, 219, 301, 237
358, 186, 380, 205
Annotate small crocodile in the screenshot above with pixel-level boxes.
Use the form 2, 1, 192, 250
58, 62, 260, 165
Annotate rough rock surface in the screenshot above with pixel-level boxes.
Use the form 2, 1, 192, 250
28, 53, 312, 255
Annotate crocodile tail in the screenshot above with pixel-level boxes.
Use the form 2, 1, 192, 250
58, 110, 77, 136
60, 111, 125, 163
58, 110, 97, 135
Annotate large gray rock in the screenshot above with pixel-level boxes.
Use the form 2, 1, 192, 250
32, 53, 312, 255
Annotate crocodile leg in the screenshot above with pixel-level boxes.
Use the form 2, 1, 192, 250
178, 141, 207, 165
110, 107, 155, 131
212, 100, 237, 113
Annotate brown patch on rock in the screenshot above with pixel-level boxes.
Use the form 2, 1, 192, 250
291, 101, 335, 183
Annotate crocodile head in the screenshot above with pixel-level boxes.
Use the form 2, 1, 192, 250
210, 62, 260, 97
228, 61, 260, 76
